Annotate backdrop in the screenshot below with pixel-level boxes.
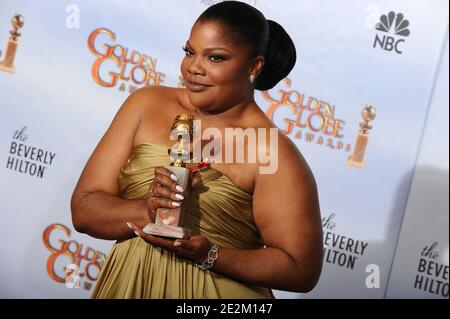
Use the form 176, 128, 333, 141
0, 0, 448, 299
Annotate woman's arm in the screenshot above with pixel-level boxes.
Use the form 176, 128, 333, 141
130, 133, 323, 293
213, 135, 323, 292
71, 87, 154, 240
71, 192, 148, 241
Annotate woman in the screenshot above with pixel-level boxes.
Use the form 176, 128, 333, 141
71, 1, 323, 298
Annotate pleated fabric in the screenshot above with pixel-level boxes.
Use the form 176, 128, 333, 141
91, 143, 273, 299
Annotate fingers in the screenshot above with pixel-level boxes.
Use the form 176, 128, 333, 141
126, 222, 212, 263
154, 166, 176, 180
126, 222, 192, 256
173, 237, 212, 263
149, 196, 182, 209
126, 222, 138, 235
152, 182, 184, 202
154, 167, 184, 193
146, 167, 185, 212
173, 238, 198, 250
191, 175, 201, 188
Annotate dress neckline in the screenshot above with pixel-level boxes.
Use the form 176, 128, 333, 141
132, 142, 253, 198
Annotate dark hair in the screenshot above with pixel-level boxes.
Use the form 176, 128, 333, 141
197, 1, 297, 91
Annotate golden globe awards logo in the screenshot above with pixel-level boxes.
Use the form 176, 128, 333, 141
373, 11, 410, 54
88, 28, 166, 93
262, 78, 352, 154
43, 223, 106, 291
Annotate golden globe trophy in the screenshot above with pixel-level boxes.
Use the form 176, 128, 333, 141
0, 14, 24, 73
347, 105, 376, 169
143, 114, 196, 239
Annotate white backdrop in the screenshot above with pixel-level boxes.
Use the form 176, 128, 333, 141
386, 33, 449, 299
0, 0, 448, 298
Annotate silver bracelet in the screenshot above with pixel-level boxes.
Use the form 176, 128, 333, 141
194, 243, 219, 270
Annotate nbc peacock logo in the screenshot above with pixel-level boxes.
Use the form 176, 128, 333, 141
373, 11, 410, 54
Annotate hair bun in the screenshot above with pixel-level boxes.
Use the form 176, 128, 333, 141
255, 20, 297, 91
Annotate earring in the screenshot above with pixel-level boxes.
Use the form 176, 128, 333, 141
249, 74, 255, 84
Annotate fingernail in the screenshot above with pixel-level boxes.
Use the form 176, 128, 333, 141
170, 174, 178, 181
173, 241, 182, 247
176, 185, 184, 192
134, 231, 140, 237
175, 194, 184, 200
126, 222, 132, 229
172, 201, 181, 207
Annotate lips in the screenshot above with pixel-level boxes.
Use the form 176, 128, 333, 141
185, 80, 212, 92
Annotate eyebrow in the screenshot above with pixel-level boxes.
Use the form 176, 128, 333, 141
186, 41, 232, 54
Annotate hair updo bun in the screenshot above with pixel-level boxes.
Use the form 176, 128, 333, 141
197, 1, 297, 91
255, 20, 297, 90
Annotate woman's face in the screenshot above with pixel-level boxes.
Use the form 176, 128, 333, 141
180, 20, 256, 114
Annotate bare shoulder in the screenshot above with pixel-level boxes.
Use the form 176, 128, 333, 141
132, 86, 187, 146
253, 110, 315, 184
129, 85, 179, 109
278, 132, 309, 170
134, 86, 189, 117
278, 130, 316, 184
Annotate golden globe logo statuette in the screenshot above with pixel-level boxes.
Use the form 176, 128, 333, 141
143, 114, 196, 239
0, 14, 24, 73
347, 105, 377, 169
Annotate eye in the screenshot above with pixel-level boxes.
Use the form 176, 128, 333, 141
209, 55, 225, 62
182, 46, 193, 57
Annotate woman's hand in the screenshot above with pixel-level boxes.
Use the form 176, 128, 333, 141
136, 166, 205, 260
126, 222, 212, 263
145, 166, 201, 222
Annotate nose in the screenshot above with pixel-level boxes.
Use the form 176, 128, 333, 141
187, 56, 206, 77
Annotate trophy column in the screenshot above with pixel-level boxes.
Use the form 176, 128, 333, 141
143, 114, 196, 239
0, 14, 24, 73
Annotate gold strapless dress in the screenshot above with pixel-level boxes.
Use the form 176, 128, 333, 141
91, 143, 273, 299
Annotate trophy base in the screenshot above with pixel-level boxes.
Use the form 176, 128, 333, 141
0, 63, 15, 73
347, 157, 366, 169
143, 223, 192, 239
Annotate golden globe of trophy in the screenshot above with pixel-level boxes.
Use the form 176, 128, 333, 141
347, 105, 376, 169
143, 114, 196, 239
0, 14, 24, 73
